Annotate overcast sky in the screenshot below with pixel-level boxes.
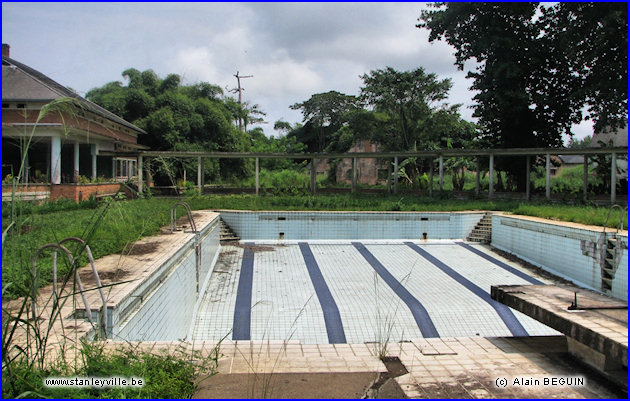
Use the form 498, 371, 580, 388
2, 2, 592, 141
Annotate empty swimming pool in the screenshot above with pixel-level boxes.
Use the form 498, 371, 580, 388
192, 240, 558, 344
111, 210, 626, 343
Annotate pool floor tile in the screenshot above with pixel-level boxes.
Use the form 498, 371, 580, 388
193, 242, 558, 344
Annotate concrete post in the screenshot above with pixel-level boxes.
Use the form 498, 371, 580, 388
489, 154, 494, 199
583, 155, 588, 202
429, 160, 434, 197
255, 157, 260, 196
475, 158, 480, 195
352, 157, 357, 193
393, 156, 398, 194
138, 155, 143, 193
311, 158, 317, 195
197, 156, 202, 192
387, 161, 392, 194
73, 141, 80, 182
545, 153, 551, 200
525, 155, 531, 201
51, 136, 61, 184
611, 152, 617, 204
439, 155, 444, 192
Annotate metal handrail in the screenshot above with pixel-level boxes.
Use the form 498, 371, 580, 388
31, 243, 93, 325
170, 201, 197, 233
60, 237, 108, 333
603, 204, 626, 236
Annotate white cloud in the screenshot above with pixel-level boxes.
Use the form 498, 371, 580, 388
2, 2, 595, 140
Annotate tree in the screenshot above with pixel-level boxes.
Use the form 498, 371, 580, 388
419, 3, 627, 189
290, 91, 360, 152
273, 120, 293, 136
359, 67, 452, 151
86, 68, 252, 182
541, 3, 628, 132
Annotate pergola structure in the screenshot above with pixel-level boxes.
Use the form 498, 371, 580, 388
135, 146, 628, 204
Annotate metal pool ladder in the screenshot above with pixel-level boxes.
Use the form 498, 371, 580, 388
31, 238, 107, 334
170, 201, 197, 233
60, 237, 108, 334
601, 204, 627, 293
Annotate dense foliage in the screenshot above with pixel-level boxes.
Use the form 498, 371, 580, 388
418, 2, 627, 188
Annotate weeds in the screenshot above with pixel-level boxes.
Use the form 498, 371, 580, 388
2, 341, 219, 399
233, 296, 313, 398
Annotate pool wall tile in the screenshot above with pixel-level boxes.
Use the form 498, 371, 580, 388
491, 215, 627, 301
112, 216, 221, 341
219, 211, 484, 241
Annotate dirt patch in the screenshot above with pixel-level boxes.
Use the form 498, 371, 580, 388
223, 242, 276, 252
78, 268, 130, 284
365, 357, 409, 399
194, 372, 379, 399
122, 242, 160, 256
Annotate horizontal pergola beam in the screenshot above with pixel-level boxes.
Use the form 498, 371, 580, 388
126, 146, 628, 159
131, 146, 626, 203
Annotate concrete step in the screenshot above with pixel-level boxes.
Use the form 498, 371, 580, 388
221, 237, 241, 242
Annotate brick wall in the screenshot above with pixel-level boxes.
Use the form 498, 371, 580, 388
2, 184, 51, 202
50, 183, 122, 202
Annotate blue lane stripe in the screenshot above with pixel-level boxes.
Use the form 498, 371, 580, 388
352, 242, 439, 338
232, 243, 255, 340
456, 242, 543, 285
405, 242, 529, 337
299, 243, 347, 344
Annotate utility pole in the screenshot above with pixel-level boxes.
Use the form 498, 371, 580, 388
230, 71, 253, 131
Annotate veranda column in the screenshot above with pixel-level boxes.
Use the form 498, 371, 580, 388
91, 144, 97, 180
545, 153, 551, 200
488, 154, 494, 199
50, 136, 61, 184
73, 141, 80, 182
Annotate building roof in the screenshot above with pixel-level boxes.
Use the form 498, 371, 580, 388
2, 56, 146, 135
558, 155, 584, 165
592, 124, 628, 147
